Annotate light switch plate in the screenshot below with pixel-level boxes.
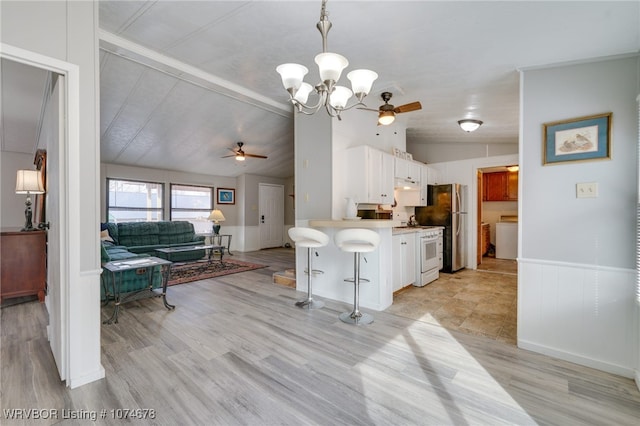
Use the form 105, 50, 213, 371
576, 182, 598, 198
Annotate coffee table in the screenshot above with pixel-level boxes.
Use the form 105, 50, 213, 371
155, 244, 225, 264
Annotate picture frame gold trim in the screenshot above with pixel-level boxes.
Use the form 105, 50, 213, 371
543, 112, 611, 165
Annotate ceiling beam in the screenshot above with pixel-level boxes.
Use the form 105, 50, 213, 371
99, 30, 292, 118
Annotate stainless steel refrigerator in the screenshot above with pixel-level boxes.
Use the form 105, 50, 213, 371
415, 184, 467, 272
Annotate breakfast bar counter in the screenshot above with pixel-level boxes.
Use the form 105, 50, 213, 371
296, 219, 400, 312
308, 219, 402, 229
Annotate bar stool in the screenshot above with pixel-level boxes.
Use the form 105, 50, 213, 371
288, 227, 329, 309
334, 228, 380, 325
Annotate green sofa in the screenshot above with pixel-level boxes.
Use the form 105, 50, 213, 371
100, 221, 205, 302
102, 221, 206, 262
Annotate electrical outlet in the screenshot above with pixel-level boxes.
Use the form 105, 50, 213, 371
576, 182, 598, 198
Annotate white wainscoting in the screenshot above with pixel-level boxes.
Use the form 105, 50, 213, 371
518, 258, 638, 378
235, 226, 291, 253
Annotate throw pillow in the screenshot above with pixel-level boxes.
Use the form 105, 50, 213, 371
100, 229, 114, 243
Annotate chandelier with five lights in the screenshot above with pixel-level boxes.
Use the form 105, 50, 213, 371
276, 0, 378, 120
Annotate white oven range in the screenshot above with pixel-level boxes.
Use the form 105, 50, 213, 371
414, 227, 443, 287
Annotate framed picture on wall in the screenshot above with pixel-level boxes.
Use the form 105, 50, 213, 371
543, 112, 611, 165
217, 188, 235, 205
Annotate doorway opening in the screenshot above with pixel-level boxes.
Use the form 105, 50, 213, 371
477, 165, 519, 275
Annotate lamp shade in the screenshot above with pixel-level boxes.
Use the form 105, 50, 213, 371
294, 82, 313, 104
276, 63, 309, 91
15, 170, 44, 194
458, 119, 483, 132
329, 86, 353, 109
347, 69, 378, 96
315, 52, 348, 83
208, 209, 226, 223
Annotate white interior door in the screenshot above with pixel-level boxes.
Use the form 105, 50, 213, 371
46, 75, 65, 380
259, 183, 284, 249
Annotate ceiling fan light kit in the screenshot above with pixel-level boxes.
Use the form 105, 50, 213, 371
276, 0, 378, 120
361, 91, 422, 126
222, 142, 267, 161
378, 110, 396, 126
458, 119, 483, 132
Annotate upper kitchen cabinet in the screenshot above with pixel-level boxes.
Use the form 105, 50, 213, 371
424, 165, 441, 185
394, 157, 422, 185
344, 145, 394, 204
417, 165, 442, 206
483, 171, 518, 201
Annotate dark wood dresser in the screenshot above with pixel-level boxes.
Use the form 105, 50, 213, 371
1, 229, 46, 303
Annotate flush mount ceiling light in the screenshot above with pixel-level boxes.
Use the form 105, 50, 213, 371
276, 0, 378, 120
458, 119, 483, 132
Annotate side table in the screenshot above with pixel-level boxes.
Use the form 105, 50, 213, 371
198, 233, 233, 255
101, 256, 173, 324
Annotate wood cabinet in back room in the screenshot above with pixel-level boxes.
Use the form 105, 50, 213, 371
483, 171, 518, 201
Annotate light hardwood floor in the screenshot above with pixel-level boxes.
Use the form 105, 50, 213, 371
2, 248, 639, 425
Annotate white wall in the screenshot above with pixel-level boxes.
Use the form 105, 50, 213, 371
101, 162, 237, 223
519, 55, 639, 377
1, 0, 102, 387
408, 141, 518, 164
294, 112, 333, 221
100, 163, 292, 252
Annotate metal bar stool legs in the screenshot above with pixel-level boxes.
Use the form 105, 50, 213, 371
339, 251, 373, 324
288, 227, 329, 310
295, 246, 325, 309
335, 228, 380, 325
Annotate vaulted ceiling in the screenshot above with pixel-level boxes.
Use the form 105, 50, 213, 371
2, 1, 638, 178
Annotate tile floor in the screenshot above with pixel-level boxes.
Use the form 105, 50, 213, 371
386, 257, 518, 345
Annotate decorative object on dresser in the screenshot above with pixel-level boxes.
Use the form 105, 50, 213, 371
15, 169, 45, 231
208, 209, 226, 234
1, 229, 47, 304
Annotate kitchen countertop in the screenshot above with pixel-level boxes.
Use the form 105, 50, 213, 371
392, 226, 443, 235
309, 219, 401, 229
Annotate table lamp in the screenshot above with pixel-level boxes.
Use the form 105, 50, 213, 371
208, 209, 225, 235
15, 169, 45, 231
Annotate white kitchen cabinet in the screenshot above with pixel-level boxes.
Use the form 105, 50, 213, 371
392, 232, 416, 291
419, 166, 429, 206
426, 166, 441, 184
437, 228, 444, 270
394, 157, 421, 184
419, 165, 442, 205
345, 145, 394, 204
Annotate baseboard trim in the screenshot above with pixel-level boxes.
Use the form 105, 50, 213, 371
68, 365, 105, 389
518, 339, 635, 379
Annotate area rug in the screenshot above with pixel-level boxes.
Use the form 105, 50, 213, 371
168, 259, 266, 286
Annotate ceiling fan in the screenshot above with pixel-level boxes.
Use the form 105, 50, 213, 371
359, 92, 422, 126
222, 142, 268, 162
